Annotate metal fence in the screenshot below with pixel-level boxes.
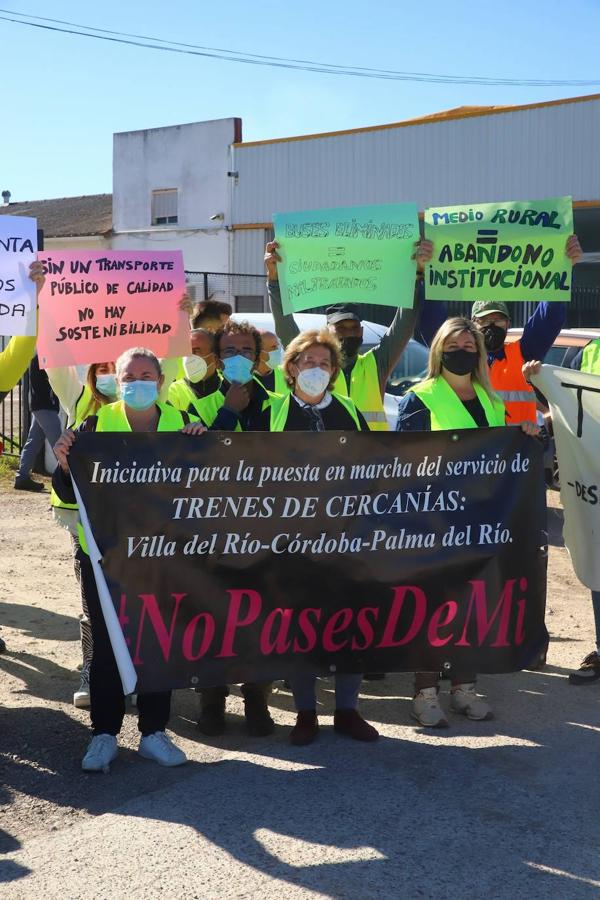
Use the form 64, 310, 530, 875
185, 271, 267, 313
0, 336, 27, 457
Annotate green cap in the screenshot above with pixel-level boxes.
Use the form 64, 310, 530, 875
471, 300, 511, 320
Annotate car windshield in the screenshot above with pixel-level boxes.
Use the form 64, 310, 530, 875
386, 340, 429, 394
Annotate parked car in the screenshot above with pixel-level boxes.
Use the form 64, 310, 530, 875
506, 328, 600, 488
230, 311, 428, 429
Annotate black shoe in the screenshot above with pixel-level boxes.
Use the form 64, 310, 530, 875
569, 651, 600, 685
0, 636, 6, 653
14, 476, 45, 492
197, 698, 226, 736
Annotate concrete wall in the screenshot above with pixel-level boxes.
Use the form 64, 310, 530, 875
112, 118, 241, 272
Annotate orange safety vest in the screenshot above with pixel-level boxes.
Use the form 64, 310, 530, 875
488, 341, 537, 425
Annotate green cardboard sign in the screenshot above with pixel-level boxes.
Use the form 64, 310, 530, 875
273, 204, 419, 313
424, 196, 573, 302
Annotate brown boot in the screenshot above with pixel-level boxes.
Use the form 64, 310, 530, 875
241, 682, 275, 736
334, 709, 379, 742
289, 711, 319, 746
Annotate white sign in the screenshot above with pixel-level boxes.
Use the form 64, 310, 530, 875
0, 215, 38, 337
532, 365, 600, 591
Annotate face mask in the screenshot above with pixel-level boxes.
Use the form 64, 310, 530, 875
266, 347, 283, 370
441, 350, 479, 376
95, 373, 117, 398
296, 367, 331, 397
120, 380, 158, 411
222, 355, 254, 384
183, 354, 208, 383
340, 336, 362, 359
481, 323, 507, 353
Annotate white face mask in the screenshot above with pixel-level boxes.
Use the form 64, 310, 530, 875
296, 367, 330, 397
183, 354, 208, 383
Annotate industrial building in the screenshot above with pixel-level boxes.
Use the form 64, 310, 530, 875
3, 91, 600, 322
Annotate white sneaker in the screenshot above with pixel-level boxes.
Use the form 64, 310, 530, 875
411, 688, 448, 727
73, 672, 90, 709
138, 731, 187, 767
451, 683, 493, 721
82, 734, 118, 773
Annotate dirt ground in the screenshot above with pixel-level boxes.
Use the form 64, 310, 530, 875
0, 478, 596, 878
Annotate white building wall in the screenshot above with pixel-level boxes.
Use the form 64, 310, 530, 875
112, 118, 240, 272
231, 96, 600, 224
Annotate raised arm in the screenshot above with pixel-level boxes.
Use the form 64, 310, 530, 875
265, 241, 300, 347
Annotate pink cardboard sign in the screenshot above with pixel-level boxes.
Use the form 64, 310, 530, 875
37, 250, 190, 368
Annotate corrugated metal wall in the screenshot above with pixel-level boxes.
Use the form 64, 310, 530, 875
232, 98, 600, 224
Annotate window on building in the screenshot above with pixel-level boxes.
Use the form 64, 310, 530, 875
235, 295, 265, 313
151, 189, 178, 225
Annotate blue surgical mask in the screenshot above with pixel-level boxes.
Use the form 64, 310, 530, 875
120, 380, 158, 411
95, 373, 117, 398
267, 347, 283, 370
222, 355, 254, 384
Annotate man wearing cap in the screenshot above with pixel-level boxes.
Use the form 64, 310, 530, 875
264, 239, 436, 431
471, 234, 582, 425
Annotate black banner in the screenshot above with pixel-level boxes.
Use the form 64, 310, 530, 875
70, 428, 548, 692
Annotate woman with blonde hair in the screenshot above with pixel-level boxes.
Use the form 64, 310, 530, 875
396, 316, 537, 727
259, 329, 378, 746
264, 328, 368, 433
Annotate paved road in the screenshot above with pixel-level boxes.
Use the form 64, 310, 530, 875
2, 665, 600, 900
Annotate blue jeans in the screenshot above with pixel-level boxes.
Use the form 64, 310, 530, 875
592, 591, 600, 647
289, 673, 363, 712
16, 410, 62, 479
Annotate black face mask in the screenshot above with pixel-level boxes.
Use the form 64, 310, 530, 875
340, 335, 362, 360
481, 323, 507, 353
442, 349, 478, 376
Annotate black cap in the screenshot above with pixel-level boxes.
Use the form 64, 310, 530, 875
326, 303, 361, 325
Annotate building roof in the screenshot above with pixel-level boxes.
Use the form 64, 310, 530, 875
235, 91, 600, 148
0, 194, 113, 238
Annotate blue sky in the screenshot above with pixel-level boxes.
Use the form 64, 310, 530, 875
3, 0, 600, 201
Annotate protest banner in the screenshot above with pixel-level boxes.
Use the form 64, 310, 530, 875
70, 428, 547, 693
37, 250, 190, 368
424, 196, 573, 302
273, 204, 419, 314
532, 365, 600, 591
0, 215, 37, 337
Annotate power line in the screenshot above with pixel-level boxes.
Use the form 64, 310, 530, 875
1, 8, 599, 87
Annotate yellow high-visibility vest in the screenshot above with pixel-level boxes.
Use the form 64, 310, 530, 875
333, 351, 388, 431
411, 378, 506, 431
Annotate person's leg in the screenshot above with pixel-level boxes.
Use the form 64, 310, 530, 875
412, 672, 448, 727
592, 591, 600, 650
241, 682, 275, 736
569, 591, 600, 684
78, 550, 122, 772
33, 409, 62, 457
288, 674, 319, 745
333, 674, 379, 742
71, 534, 93, 708
15, 417, 45, 487
450, 673, 493, 720
137, 692, 172, 735
196, 685, 229, 736
80, 551, 126, 737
